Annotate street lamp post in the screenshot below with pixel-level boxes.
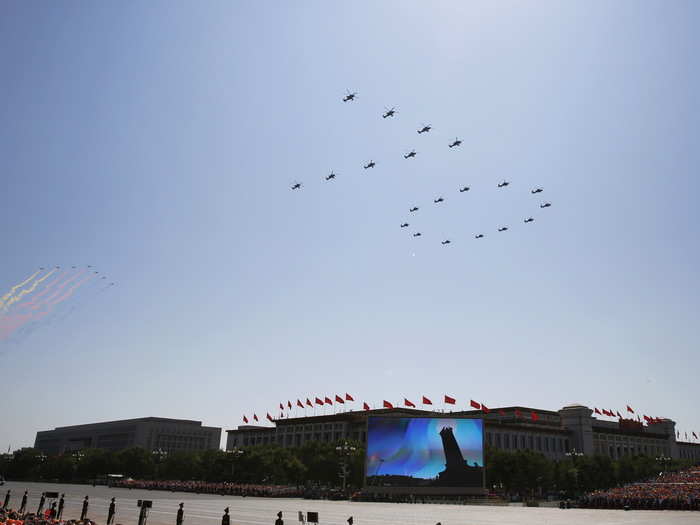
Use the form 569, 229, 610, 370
565, 449, 584, 496
655, 455, 672, 474
226, 448, 244, 481
335, 441, 356, 493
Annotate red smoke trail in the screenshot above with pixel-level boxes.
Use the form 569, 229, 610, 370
17, 271, 68, 309
0, 270, 91, 341
29, 269, 85, 311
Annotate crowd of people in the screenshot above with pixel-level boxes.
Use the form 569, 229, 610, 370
581, 468, 700, 510
0, 508, 97, 525
112, 479, 304, 498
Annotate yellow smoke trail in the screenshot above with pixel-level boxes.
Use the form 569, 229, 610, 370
0, 269, 42, 309
2, 268, 57, 312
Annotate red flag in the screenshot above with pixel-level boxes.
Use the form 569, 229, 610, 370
626, 405, 634, 413
531, 411, 539, 421
693, 432, 698, 439
297, 399, 304, 409
243, 415, 249, 423
499, 409, 506, 416
345, 393, 354, 402
515, 409, 522, 418
324, 396, 333, 405
253, 413, 259, 422
616, 411, 622, 418
287, 400, 292, 409
481, 404, 490, 414
266, 413, 273, 422
594, 408, 602, 415
306, 398, 313, 407
315, 397, 324, 406
643, 415, 650, 422
279, 403, 284, 411
335, 394, 345, 404
280, 412, 284, 418
422, 396, 432, 405
608, 409, 616, 417
404, 398, 415, 408
444, 395, 456, 405
363, 402, 370, 410
470, 400, 480, 410
383, 400, 394, 409
602, 409, 611, 417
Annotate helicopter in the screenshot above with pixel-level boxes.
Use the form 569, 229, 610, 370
409, 207, 419, 213
342, 90, 357, 102
382, 107, 396, 118
497, 181, 510, 188
540, 202, 552, 208
497, 227, 508, 232
325, 172, 336, 181
524, 217, 534, 223
400, 223, 409, 228
441, 240, 451, 245
434, 197, 444, 204
413, 232, 422, 237
531, 188, 543, 194
448, 138, 462, 148
459, 186, 470, 193
363, 160, 376, 169
475, 234, 484, 239
403, 150, 417, 159
291, 182, 302, 190
417, 124, 432, 134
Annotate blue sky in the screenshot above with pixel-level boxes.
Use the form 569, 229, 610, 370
1, 1, 698, 451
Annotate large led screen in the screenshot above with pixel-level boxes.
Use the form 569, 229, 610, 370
365, 417, 484, 488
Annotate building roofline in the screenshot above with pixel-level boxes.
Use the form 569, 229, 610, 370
45, 417, 210, 432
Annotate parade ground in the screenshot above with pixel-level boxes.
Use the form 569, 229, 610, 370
3, 481, 698, 525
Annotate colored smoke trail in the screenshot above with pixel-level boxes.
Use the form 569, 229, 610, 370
17, 271, 67, 309
2, 268, 57, 312
0, 270, 86, 341
29, 269, 85, 310
0, 269, 41, 309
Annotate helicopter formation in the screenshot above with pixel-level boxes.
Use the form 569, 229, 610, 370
290, 89, 553, 247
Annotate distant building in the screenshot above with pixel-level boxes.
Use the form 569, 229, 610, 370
226, 404, 700, 462
35, 417, 221, 455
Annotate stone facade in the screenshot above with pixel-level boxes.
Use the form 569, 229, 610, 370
35, 417, 221, 455
226, 404, 700, 462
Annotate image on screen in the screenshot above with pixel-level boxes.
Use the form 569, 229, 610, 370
365, 417, 484, 488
